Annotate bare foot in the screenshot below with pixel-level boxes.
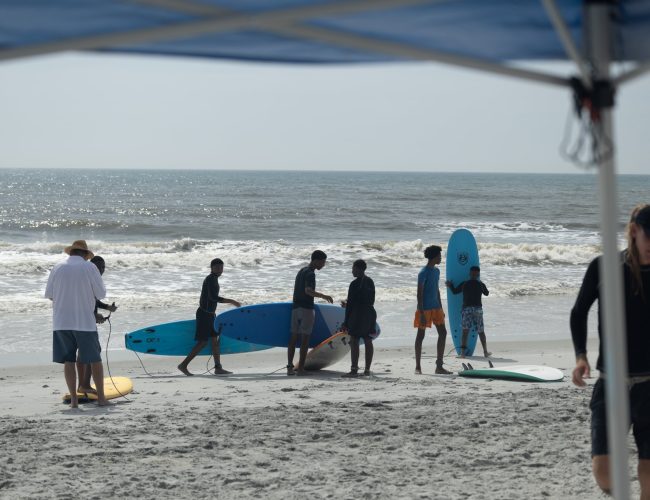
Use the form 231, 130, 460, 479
77, 386, 97, 394
415, 368, 422, 375
295, 368, 307, 376
286, 365, 296, 376
214, 367, 232, 375
69, 397, 78, 409
341, 371, 359, 378
97, 399, 114, 407
178, 364, 193, 376
484, 352, 492, 358
435, 366, 452, 375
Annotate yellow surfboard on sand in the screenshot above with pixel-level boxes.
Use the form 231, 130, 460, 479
62, 376, 133, 404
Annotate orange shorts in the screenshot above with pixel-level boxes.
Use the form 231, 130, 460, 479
414, 309, 445, 329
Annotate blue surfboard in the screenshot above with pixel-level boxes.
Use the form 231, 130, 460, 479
124, 319, 272, 356
446, 229, 481, 356
216, 302, 380, 348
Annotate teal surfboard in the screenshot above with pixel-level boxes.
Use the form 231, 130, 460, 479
446, 228, 480, 356
124, 319, 272, 356
216, 302, 380, 348
458, 364, 564, 382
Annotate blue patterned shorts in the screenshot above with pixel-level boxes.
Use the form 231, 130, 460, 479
461, 306, 484, 332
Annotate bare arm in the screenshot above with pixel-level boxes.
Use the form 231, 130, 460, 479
416, 283, 424, 310
305, 287, 333, 304
219, 297, 241, 308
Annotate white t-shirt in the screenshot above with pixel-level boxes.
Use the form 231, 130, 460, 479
44, 255, 106, 332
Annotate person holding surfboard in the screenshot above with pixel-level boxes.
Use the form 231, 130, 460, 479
445, 265, 491, 358
44, 240, 111, 407
571, 203, 650, 498
414, 245, 451, 375
288, 250, 333, 376
340, 259, 377, 377
178, 258, 241, 376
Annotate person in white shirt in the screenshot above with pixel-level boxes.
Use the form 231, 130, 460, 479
44, 240, 110, 407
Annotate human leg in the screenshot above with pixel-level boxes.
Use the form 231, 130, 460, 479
592, 455, 611, 494
53, 330, 79, 406
350, 336, 360, 372
211, 336, 231, 374
90, 361, 109, 406
459, 329, 469, 358
414, 328, 425, 374
64, 361, 78, 408
178, 341, 208, 375
478, 331, 491, 357
287, 332, 298, 374
636, 459, 650, 500
296, 334, 309, 374
363, 337, 374, 375
343, 336, 360, 377
434, 323, 451, 375
77, 362, 94, 392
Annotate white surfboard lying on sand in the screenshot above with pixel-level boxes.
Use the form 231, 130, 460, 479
304, 331, 351, 371
458, 364, 564, 382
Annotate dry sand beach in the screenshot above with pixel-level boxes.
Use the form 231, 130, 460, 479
0, 339, 643, 499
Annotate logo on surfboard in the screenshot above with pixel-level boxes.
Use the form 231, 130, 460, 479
457, 251, 469, 266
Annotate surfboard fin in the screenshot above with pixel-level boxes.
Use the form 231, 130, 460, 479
461, 363, 468, 371
467, 363, 474, 370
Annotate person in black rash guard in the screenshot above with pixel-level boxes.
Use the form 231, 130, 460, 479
340, 259, 377, 377
445, 265, 491, 358
178, 258, 241, 376
571, 203, 650, 498
74, 255, 119, 395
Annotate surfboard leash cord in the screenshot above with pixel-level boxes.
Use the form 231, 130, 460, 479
104, 315, 131, 402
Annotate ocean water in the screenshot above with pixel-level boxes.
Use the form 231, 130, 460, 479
1, 168, 648, 362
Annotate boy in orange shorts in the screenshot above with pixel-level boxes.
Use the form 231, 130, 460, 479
414, 245, 451, 375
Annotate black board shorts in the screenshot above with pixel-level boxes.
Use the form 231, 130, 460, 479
590, 378, 650, 459
195, 308, 218, 341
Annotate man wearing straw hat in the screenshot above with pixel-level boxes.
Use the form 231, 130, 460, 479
45, 240, 110, 407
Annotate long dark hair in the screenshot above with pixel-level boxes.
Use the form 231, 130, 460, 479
626, 203, 649, 296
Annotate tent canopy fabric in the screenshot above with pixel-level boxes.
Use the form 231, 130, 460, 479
1, 1, 649, 499
1, 0, 649, 68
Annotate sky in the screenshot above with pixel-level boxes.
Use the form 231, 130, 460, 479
0, 52, 648, 174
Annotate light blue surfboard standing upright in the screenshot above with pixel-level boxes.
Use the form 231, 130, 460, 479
446, 229, 480, 356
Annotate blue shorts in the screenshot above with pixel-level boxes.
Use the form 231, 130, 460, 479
53, 330, 102, 364
590, 378, 650, 459
461, 306, 484, 332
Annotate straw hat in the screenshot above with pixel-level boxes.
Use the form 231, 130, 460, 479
64, 240, 94, 260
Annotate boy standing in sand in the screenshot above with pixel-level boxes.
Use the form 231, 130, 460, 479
287, 250, 333, 376
44, 240, 110, 407
445, 265, 491, 358
414, 245, 451, 375
178, 258, 241, 376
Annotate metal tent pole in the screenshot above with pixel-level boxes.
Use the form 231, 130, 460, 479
587, 1, 630, 498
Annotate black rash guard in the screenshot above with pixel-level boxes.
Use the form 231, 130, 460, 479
570, 253, 650, 376
449, 279, 489, 308
199, 273, 224, 314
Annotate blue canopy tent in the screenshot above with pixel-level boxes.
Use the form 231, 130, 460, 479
2, 1, 649, 497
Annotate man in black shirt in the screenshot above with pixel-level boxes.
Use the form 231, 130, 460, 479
287, 250, 333, 375
178, 258, 241, 376
446, 266, 491, 358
